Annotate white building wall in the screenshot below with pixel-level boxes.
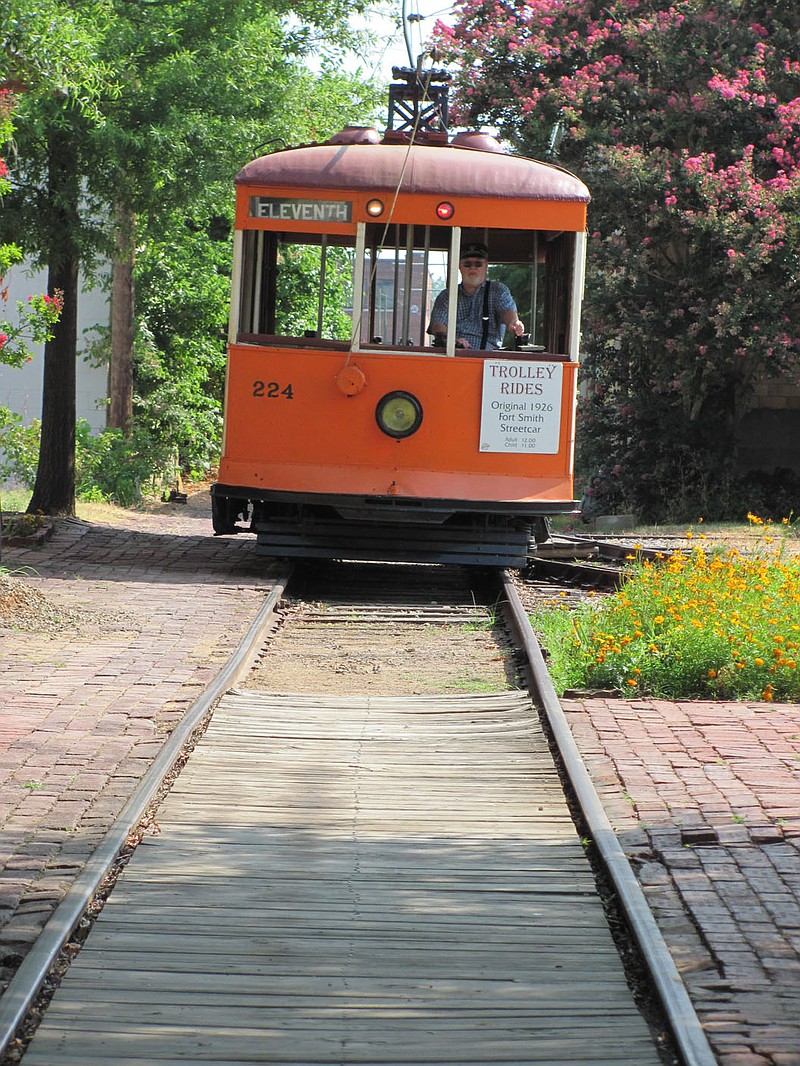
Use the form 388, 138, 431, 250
0, 262, 109, 433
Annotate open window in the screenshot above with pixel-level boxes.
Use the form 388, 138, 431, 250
488, 231, 577, 355
237, 231, 355, 344
358, 224, 450, 347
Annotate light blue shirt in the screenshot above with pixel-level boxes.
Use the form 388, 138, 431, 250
428, 280, 516, 349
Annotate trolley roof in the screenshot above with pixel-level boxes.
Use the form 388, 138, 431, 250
236, 141, 590, 205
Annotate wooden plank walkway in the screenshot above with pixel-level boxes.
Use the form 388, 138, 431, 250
22, 691, 662, 1065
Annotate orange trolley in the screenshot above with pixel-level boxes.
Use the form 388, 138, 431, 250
212, 68, 590, 566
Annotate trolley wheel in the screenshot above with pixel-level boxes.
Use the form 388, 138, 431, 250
212, 494, 249, 535
531, 517, 552, 544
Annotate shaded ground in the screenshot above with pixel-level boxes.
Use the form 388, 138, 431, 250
0, 498, 280, 1001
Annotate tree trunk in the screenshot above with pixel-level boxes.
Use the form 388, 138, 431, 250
27, 124, 80, 517
27, 260, 79, 516
108, 204, 135, 432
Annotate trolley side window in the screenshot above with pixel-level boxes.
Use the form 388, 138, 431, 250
541, 232, 575, 356
238, 232, 355, 343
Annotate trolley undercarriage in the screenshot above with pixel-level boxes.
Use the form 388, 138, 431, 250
211, 484, 567, 566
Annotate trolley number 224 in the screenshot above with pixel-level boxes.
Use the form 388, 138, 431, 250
252, 381, 294, 399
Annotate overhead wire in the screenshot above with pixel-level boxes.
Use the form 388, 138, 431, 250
345, 49, 440, 360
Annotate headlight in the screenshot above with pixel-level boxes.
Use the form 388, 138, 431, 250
375, 391, 423, 439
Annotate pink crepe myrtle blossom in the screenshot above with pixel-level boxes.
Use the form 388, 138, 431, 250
1, 288, 64, 368
434, 0, 800, 518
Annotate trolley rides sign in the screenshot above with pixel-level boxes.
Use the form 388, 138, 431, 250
480, 359, 563, 454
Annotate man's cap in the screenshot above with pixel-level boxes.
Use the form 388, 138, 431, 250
460, 242, 488, 261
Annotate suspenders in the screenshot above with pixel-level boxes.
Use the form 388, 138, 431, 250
480, 281, 492, 350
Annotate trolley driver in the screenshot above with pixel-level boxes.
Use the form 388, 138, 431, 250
427, 242, 525, 350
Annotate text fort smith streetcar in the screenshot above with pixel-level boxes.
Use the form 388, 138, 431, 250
211, 65, 590, 567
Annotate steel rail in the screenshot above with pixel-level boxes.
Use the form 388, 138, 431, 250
0, 566, 294, 1058
500, 570, 718, 1066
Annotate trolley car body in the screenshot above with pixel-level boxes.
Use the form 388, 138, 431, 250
212, 123, 590, 567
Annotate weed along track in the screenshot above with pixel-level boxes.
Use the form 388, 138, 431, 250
5, 560, 715, 1066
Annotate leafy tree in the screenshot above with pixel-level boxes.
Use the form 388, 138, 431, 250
274, 244, 355, 340
93, 4, 377, 436
2, 0, 127, 513
1, 0, 378, 514
131, 211, 231, 476
0, 89, 62, 369
435, 0, 800, 519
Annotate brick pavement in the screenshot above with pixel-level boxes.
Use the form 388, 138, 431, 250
0, 498, 283, 996
563, 696, 800, 1066
1, 502, 799, 1065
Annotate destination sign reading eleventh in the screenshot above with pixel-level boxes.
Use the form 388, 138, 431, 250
480, 359, 563, 454
251, 197, 353, 223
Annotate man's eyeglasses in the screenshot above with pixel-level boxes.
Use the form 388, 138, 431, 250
460, 259, 486, 268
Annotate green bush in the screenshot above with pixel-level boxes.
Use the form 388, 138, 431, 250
75, 421, 177, 505
0, 406, 40, 488
2, 406, 216, 506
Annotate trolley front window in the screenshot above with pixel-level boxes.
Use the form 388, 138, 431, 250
360, 224, 450, 348
233, 223, 582, 359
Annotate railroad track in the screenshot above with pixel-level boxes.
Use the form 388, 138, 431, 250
526, 554, 626, 589
0, 562, 715, 1066
525, 533, 691, 591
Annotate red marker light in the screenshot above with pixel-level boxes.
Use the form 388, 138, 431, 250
435, 201, 455, 220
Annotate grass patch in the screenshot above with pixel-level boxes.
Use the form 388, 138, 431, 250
0, 487, 31, 513
533, 518, 800, 702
